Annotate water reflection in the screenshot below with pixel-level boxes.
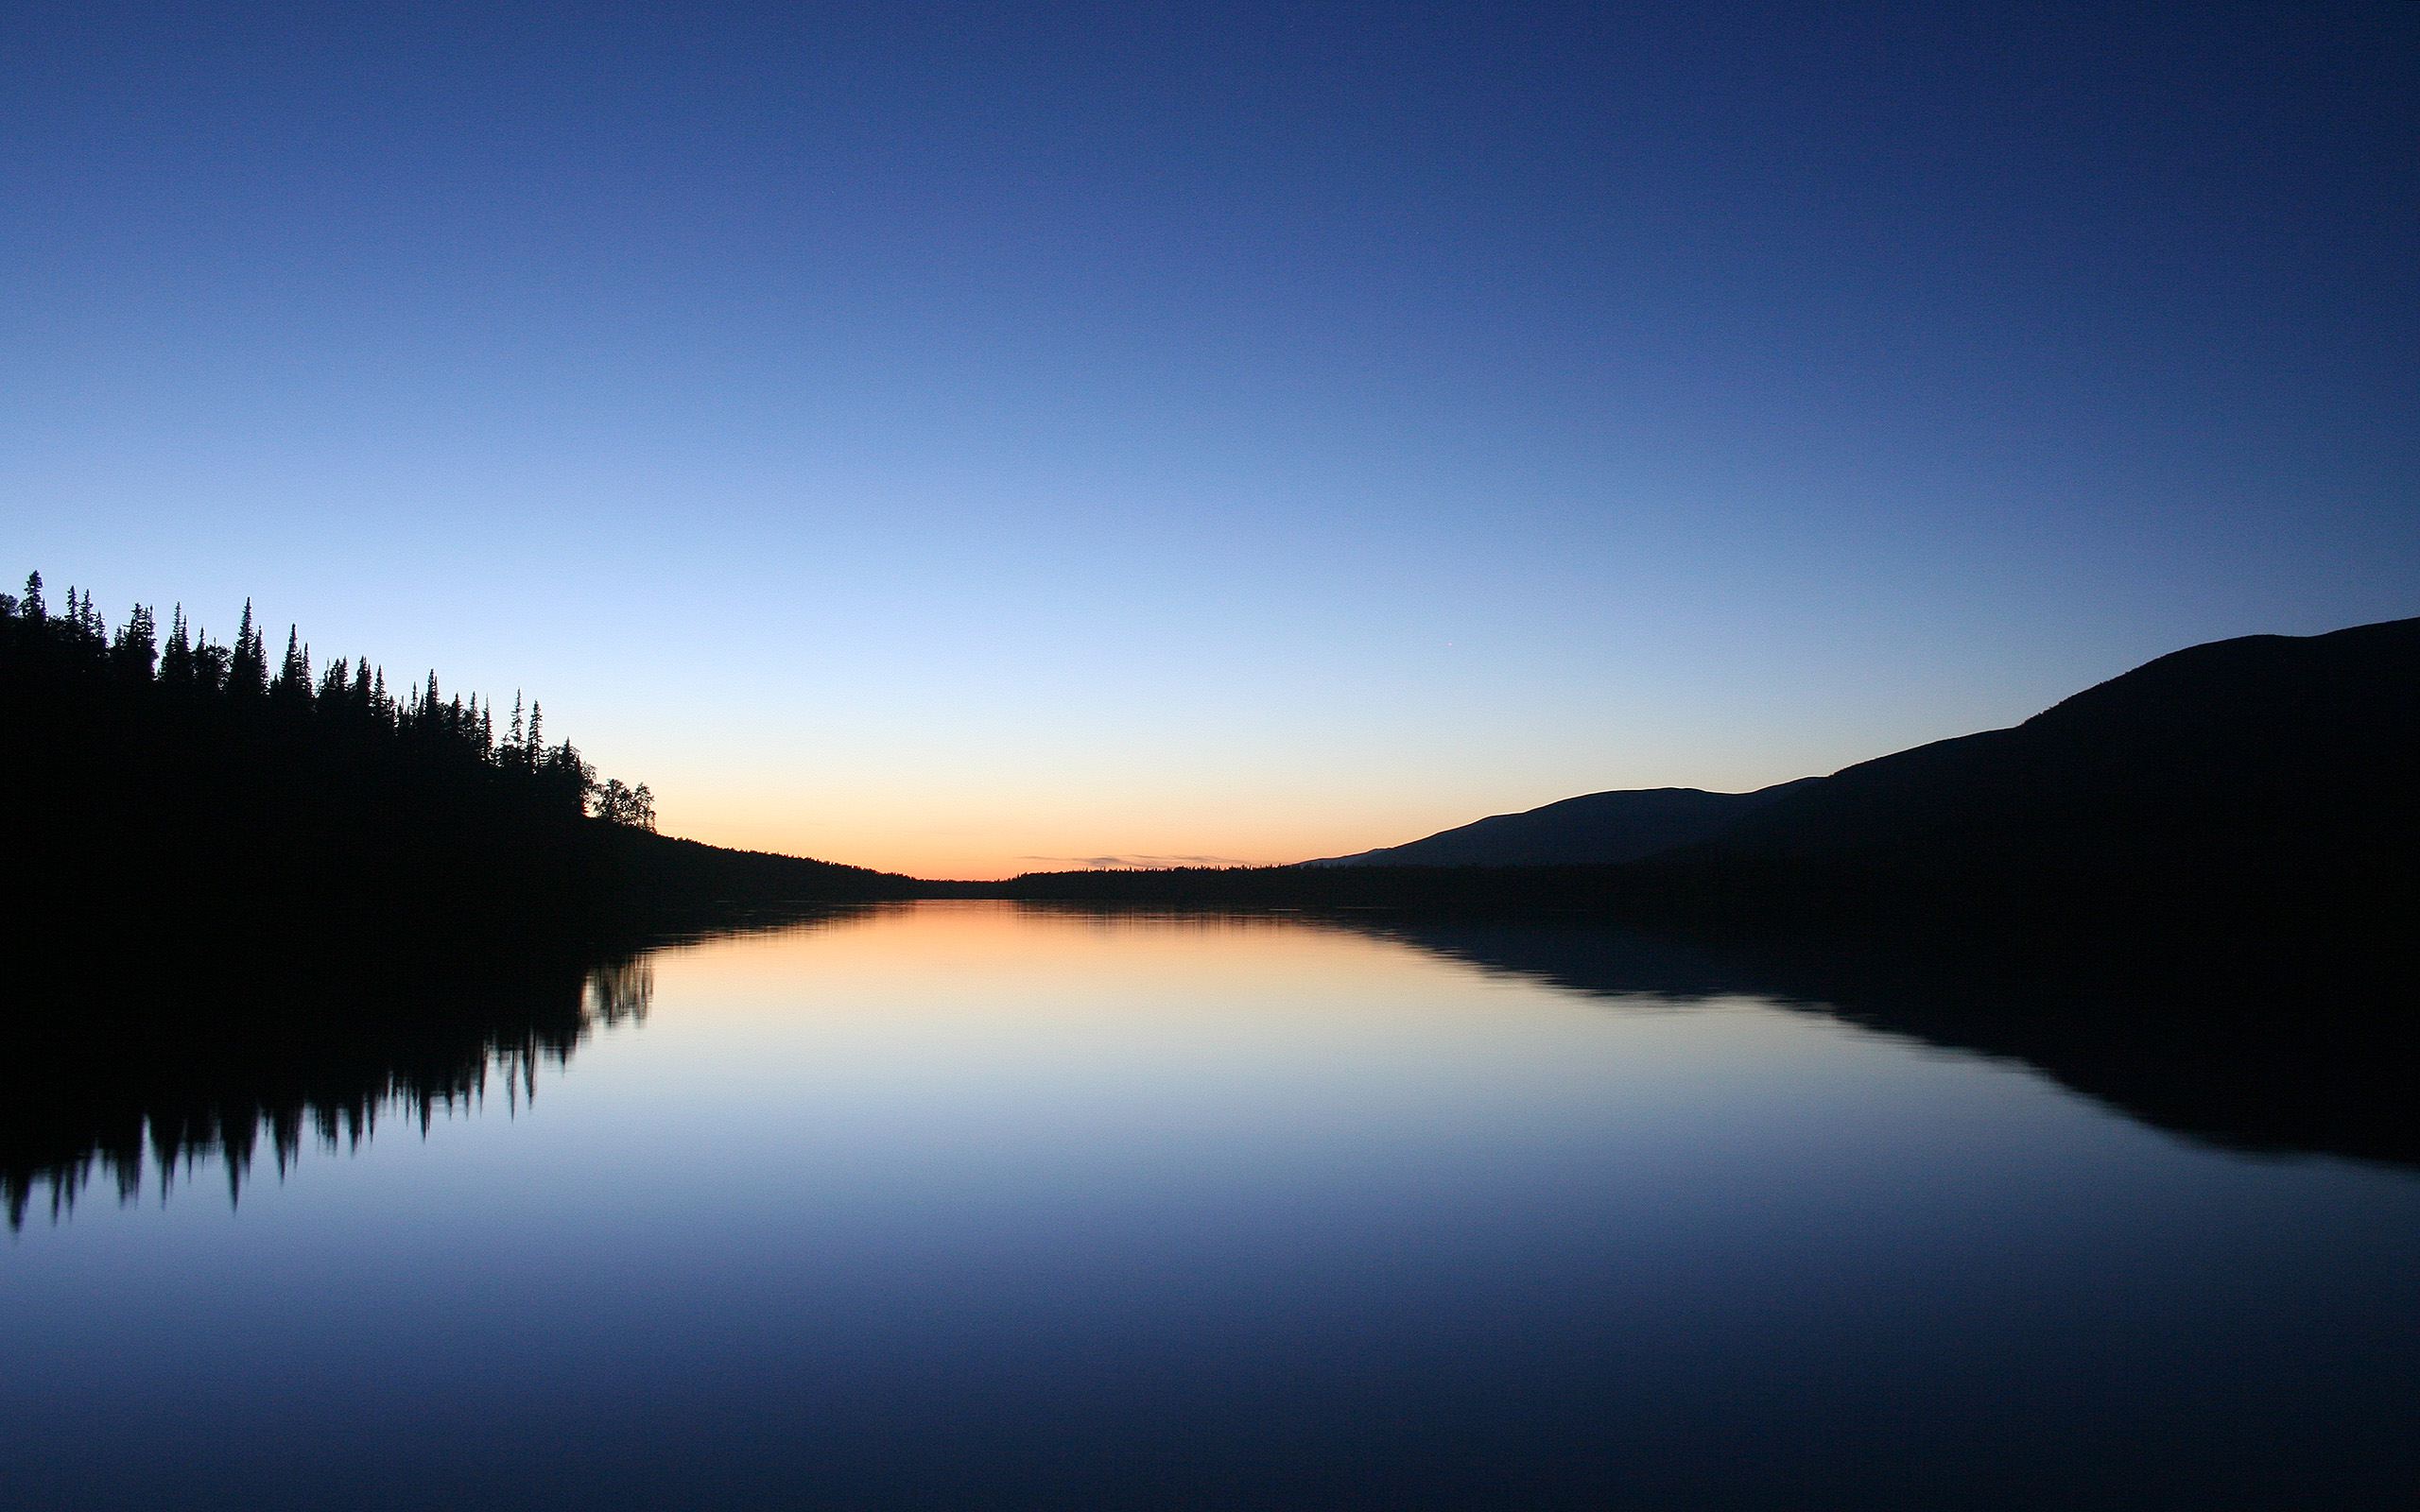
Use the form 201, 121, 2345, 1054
9, 902, 2411, 1233
995, 900, 2418, 1168
2, 950, 655, 1229
1338, 913, 2420, 1167
3, 902, 2414, 1510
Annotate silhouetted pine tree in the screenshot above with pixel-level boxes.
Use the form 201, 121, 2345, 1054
111, 605, 158, 683
160, 608, 194, 689
227, 600, 268, 701
193, 630, 231, 693
270, 627, 313, 713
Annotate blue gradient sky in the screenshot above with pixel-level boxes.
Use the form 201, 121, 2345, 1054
8, 2, 2415, 876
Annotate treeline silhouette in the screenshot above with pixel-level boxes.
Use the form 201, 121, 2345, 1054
2, 570, 916, 947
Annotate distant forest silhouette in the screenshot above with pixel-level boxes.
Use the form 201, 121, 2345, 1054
3, 569, 916, 943
5, 568, 647, 822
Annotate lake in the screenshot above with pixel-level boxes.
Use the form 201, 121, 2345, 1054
6, 901, 2416, 1508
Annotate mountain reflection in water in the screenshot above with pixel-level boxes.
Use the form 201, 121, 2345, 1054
1335, 913, 2420, 1170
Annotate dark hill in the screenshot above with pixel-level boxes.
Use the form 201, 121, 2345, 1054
1312, 779, 1819, 868
1040, 613, 2420, 934
1701, 615, 2420, 905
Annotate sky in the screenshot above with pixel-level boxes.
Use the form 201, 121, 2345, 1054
7, 1, 2415, 878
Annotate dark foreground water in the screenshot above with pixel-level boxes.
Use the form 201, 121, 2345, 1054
6, 902, 2416, 1509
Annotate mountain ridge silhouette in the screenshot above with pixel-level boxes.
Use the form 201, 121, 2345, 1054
1704, 615, 2420, 891
1307, 615, 2420, 895
1309, 779, 1821, 868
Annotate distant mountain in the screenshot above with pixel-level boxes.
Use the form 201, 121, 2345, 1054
1311, 779, 1822, 868
1703, 615, 2420, 897
1296, 616, 2420, 909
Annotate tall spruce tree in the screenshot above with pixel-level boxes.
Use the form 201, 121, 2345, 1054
161, 607, 194, 687
271, 627, 313, 711
111, 604, 158, 682
227, 600, 268, 700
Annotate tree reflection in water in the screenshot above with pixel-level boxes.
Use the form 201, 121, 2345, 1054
2, 953, 654, 1229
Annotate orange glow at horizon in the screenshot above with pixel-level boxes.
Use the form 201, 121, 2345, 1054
655, 784, 1483, 881
613, 710, 1836, 881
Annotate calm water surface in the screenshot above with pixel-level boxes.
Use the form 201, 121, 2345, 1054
6, 902, 2416, 1508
